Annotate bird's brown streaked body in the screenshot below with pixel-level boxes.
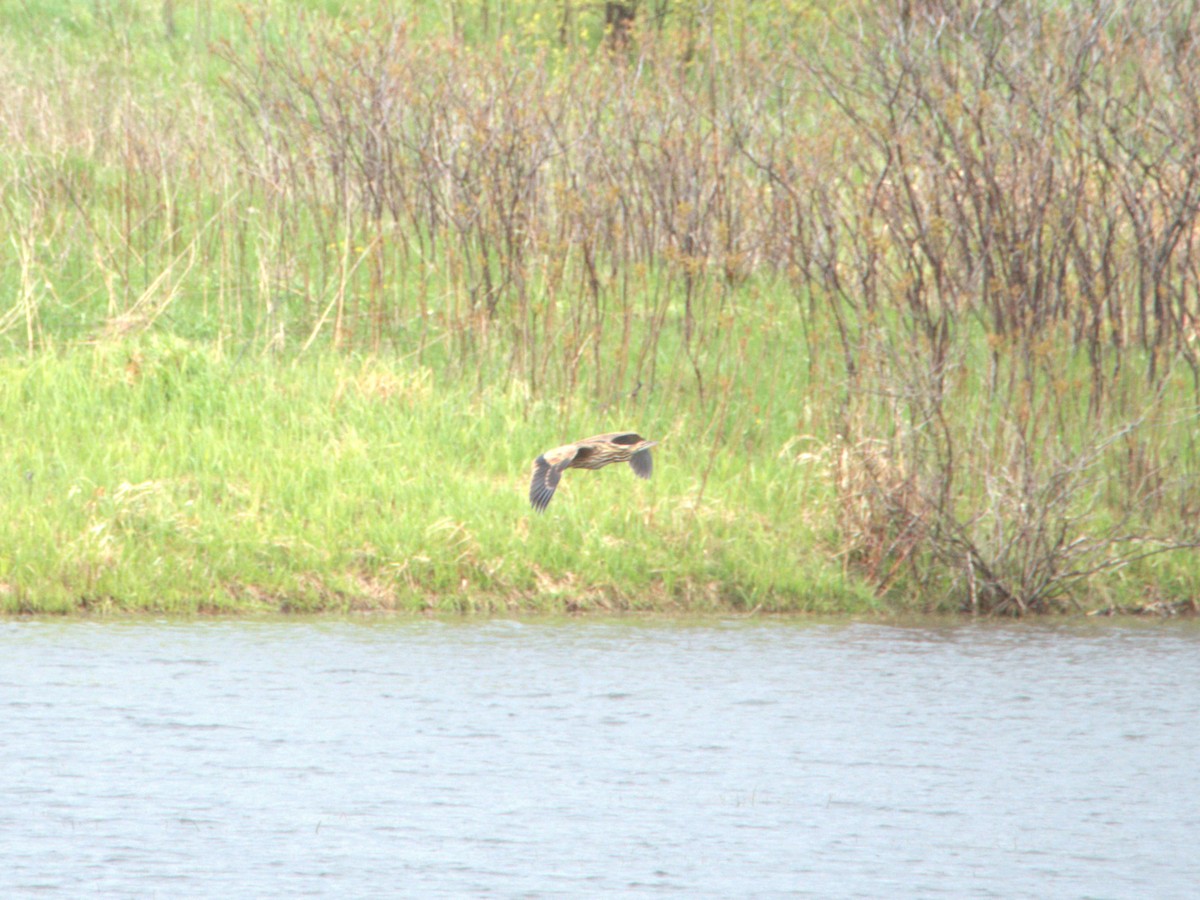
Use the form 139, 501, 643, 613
529, 432, 658, 512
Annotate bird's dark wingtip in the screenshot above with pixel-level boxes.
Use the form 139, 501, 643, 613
629, 447, 653, 479
529, 455, 555, 512
530, 486, 554, 512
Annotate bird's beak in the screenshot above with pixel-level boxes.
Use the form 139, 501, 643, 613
642, 441, 659, 449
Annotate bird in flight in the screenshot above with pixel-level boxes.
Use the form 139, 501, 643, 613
529, 432, 658, 512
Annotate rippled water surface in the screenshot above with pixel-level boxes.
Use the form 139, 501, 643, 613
2, 618, 1199, 897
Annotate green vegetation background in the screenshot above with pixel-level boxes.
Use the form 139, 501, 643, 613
0, 1, 1196, 614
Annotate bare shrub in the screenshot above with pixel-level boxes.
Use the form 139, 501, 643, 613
747, 1, 1200, 611
213, 8, 767, 399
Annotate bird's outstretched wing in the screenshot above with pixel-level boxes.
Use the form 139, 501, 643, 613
629, 447, 653, 479
529, 455, 562, 511
530, 445, 586, 512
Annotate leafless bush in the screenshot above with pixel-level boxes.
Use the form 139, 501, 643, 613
753, 1, 1200, 610
214, 8, 767, 398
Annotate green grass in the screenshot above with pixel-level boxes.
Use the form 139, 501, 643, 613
0, 335, 879, 614
3, 327, 1190, 615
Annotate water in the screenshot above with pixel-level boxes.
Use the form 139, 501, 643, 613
2, 618, 1198, 898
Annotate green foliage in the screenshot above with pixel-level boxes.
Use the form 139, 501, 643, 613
1, 0, 1198, 614
0, 341, 859, 614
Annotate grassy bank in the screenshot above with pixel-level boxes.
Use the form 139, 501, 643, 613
0, 327, 1193, 616
2, 1, 1199, 614
0, 336, 870, 614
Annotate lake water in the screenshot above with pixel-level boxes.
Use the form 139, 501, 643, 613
2, 618, 1198, 897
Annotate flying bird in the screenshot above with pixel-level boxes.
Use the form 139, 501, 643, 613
529, 432, 658, 512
